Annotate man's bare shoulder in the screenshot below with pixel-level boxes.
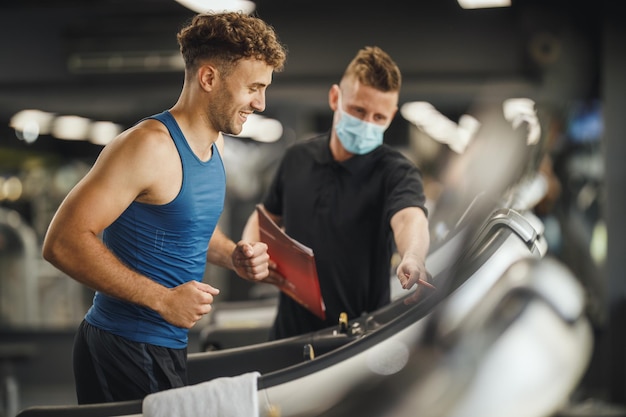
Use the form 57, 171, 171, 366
98, 118, 175, 165
118, 118, 172, 148
93, 117, 182, 203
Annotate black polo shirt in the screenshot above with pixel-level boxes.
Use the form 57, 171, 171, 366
263, 133, 427, 339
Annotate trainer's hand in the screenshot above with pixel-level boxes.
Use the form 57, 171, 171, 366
159, 281, 220, 329
232, 241, 271, 282
264, 261, 290, 288
397, 257, 433, 305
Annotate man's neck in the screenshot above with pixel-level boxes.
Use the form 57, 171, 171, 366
329, 133, 353, 162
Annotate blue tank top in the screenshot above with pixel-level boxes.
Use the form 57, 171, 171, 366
85, 110, 226, 348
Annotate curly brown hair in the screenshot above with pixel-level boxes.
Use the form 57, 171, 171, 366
177, 11, 287, 77
342, 46, 401, 92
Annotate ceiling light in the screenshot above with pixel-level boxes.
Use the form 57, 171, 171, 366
51, 115, 92, 141
457, 0, 511, 9
400, 101, 480, 154
235, 114, 283, 143
174, 0, 256, 14
89, 121, 123, 146
10, 109, 55, 143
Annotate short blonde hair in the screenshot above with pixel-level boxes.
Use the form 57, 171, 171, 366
341, 46, 401, 92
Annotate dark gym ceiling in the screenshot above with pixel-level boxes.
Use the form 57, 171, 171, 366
0, 0, 601, 135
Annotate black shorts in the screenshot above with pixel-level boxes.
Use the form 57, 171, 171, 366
73, 320, 187, 404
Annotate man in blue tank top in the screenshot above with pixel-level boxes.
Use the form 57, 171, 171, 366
42, 12, 287, 404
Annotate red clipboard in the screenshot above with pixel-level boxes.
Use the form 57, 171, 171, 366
256, 205, 326, 320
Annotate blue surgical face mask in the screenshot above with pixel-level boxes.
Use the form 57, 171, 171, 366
335, 92, 388, 155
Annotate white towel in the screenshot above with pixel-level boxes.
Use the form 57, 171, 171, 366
142, 371, 261, 417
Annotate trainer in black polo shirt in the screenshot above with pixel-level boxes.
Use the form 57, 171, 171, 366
243, 46, 431, 340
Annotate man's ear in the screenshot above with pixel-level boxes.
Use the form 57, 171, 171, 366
198, 64, 218, 92
328, 84, 340, 111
